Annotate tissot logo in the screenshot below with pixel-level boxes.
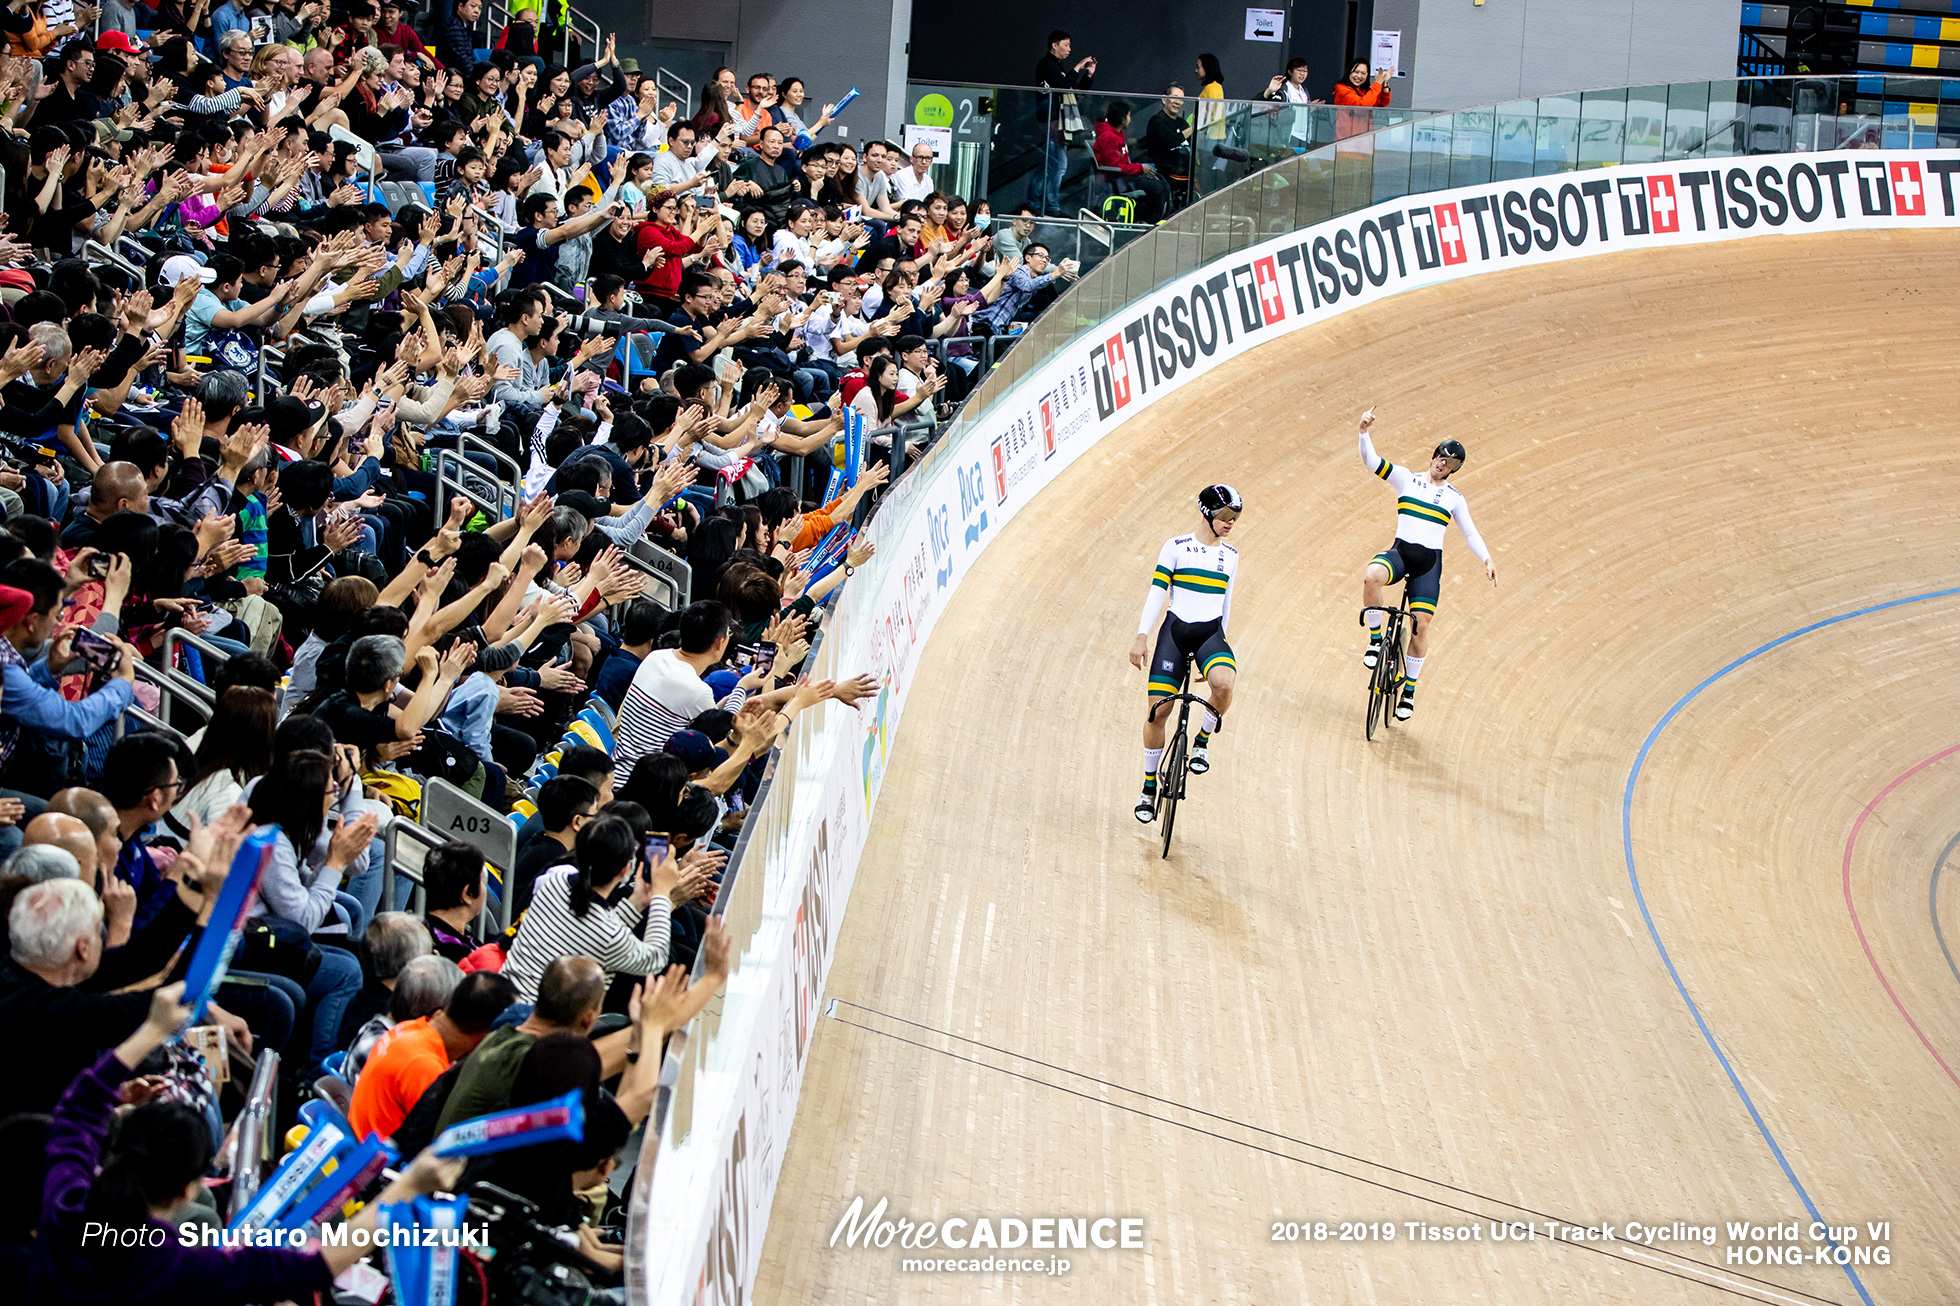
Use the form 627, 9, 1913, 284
1104, 331, 1133, 409
1890, 160, 1925, 216
1088, 338, 1128, 420
1252, 255, 1286, 325
1648, 175, 1680, 233
1433, 202, 1468, 264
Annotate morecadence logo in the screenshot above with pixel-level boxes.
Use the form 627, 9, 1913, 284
829, 1196, 1145, 1255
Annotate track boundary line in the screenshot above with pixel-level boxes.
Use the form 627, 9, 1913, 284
1621, 587, 1960, 1306
1842, 745, 1960, 1092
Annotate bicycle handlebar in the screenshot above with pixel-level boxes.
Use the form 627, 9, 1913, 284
1358, 605, 1407, 623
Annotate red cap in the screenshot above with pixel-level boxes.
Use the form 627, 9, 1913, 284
0, 584, 33, 633
96, 30, 144, 54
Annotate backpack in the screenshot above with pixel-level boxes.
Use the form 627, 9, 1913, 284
362, 769, 422, 820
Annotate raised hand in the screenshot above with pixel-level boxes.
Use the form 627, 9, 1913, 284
171, 395, 206, 456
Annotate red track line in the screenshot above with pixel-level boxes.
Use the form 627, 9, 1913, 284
1842, 744, 1960, 1093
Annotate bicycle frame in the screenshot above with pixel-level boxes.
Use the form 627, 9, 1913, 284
1360, 591, 1411, 740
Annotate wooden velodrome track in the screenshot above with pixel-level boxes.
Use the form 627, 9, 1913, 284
751, 228, 1960, 1304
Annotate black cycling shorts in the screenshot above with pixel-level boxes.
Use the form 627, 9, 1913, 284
1370, 539, 1442, 617
1148, 614, 1235, 698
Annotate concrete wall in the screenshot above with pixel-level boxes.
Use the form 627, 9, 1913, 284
1407, 0, 1741, 110
1370, 0, 1421, 108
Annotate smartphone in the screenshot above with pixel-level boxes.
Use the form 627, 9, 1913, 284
754, 645, 777, 677
72, 628, 120, 674
643, 833, 670, 866
84, 552, 111, 579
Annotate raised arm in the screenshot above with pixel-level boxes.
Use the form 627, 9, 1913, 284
1357, 407, 1411, 491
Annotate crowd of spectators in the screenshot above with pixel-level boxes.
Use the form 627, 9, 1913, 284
0, 0, 1076, 1297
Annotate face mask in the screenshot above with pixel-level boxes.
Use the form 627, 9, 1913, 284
972, 214, 991, 231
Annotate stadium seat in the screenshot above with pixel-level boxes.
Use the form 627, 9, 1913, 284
575, 707, 615, 754
583, 695, 616, 731
313, 1076, 353, 1115
566, 719, 604, 753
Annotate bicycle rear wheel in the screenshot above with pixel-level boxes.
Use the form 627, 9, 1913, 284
1159, 722, 1187, 858
1365, 628, 1393, 740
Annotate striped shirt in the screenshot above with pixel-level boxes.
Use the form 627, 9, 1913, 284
500, 866, 672, 1002
237, 493, 269, 581
612, 648, 748, 785
1136, 533, 1238, 636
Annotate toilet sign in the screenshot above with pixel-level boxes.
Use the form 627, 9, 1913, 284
1244, 7, 1284, 41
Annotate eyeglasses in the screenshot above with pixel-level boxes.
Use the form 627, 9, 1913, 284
151, 778, 185, 797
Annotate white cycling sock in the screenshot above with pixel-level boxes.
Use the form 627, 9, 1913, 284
1404, 655, 1425, 682
1366, 610, 1384, 632
1144, 747, 1163, 784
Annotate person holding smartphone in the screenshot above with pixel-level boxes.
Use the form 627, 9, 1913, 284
499, 813, 685, 1003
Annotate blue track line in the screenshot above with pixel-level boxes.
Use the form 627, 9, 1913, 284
1620, 586, 1960, 1306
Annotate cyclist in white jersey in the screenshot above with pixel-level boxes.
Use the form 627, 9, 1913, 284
1128, 485, 1241, 823
1357, 407, 1497, 720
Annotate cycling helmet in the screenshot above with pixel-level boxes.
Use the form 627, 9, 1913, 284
1198, 484, 1242, 521
1432, 439, 1467, 471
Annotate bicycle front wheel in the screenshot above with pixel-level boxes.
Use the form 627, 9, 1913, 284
1159, 729, 1187, 858
1365, 651, 1388, 740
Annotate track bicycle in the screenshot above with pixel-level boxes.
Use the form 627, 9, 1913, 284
1360, 586, 1410, 741
1150, 655, 1218, 859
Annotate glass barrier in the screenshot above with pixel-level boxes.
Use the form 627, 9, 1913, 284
901, 81, 1420, 224
627, 72, 1960, 1304
940, 74, 1959, 435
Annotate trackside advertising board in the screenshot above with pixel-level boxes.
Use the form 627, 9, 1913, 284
639, 150, 1960, 1306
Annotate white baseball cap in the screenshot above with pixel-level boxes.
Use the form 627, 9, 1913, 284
159, 254, 216, 287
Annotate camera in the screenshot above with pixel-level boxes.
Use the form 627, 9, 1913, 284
465, 1182, 620, 1306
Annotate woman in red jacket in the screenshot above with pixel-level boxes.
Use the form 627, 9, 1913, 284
1091, 102, 1170, 223
1333, 59, 1391, 140
635, 191, 710, 312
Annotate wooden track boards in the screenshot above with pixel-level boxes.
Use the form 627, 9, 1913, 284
752, 229, 1960, 1305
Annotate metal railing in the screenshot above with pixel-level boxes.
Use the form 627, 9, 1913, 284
163, 627, 234, 675
82, 239, 142, 284
623, 70, 1960, 1304
434, 431, 521, 526
226, 1049, 281, 1223
654, 66, 693, 119
380, 816, 448, 916
623, 538, 690, 609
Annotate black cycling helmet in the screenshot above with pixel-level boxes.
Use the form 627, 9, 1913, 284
1432, 439, 1467, 471
1198, 484, 1242, 521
